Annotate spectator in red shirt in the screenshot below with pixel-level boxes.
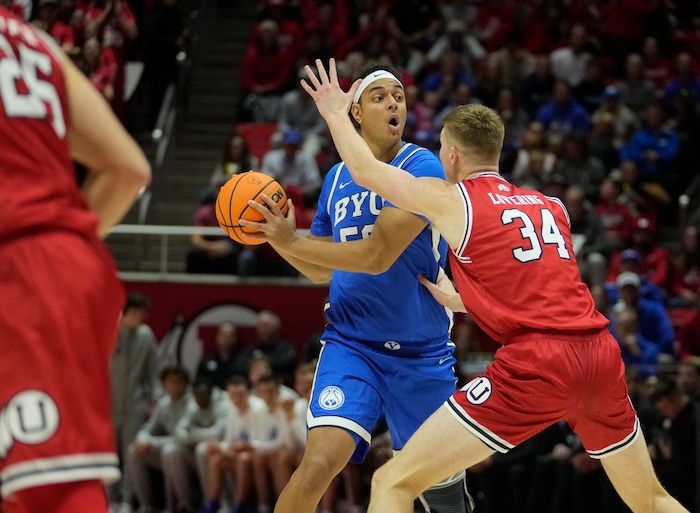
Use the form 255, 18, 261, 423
32, 0, 76, 53
78, 35, 118, 102
83, 0, 138, 118
595, 177, 636, 251
601, 0, 656, 77
606, 216, 674, 296
641, 36, 673, 94
250, 0, 305, 61
301, 0, 350, 60
186, 183, 241, 275
240, 18, 291, 123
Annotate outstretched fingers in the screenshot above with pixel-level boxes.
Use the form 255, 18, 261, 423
315, 58, 331, 84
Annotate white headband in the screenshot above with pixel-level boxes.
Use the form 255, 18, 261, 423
353, 70, 402, 104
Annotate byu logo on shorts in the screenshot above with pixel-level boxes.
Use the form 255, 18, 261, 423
0, 390, 60, 458
384, 341, 401, 351
318, 386, 345, 410
462, 376, 492, 405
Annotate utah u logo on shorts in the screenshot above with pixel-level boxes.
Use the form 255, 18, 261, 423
0, 390, 59, 459
462, 377, 492, 405
318, 386, 345, 410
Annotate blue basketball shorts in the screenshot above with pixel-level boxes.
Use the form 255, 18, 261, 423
308, 333, 457, 463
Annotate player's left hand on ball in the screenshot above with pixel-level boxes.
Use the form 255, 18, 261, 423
240, 195, 297, 246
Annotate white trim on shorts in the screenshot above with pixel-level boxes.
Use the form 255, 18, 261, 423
587, 416, 640, 459
306, 412, 372, 444
446, 399, 515, 453
1, 452, 120, 497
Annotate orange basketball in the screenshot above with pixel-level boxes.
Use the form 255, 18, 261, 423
215, 171, 289, 245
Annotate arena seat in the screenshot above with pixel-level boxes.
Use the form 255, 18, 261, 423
236, 122, 279, 162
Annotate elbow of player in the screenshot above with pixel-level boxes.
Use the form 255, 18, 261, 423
131, 157, 152, 189
364, 251, 392, 275
306, 270, 332, 284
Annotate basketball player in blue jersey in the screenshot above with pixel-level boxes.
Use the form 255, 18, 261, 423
238, 63, 472, 513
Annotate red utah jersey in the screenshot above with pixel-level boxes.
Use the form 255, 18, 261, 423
449, 173, 608, 343
0, 8, 98, 242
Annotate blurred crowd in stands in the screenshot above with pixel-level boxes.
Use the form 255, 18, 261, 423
3, 0, 188, 125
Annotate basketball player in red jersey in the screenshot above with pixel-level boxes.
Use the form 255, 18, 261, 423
0, 7, 150, 513
298, 59, 688, 513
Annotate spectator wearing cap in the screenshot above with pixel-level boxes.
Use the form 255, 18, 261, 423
591, 85, 639, 149
612, 271, 677, 357
606, 216, 674, 296
277, 67, 328, 158
648, 378, 698, 511
260, 128, 322, 203
604, 248, 666, 306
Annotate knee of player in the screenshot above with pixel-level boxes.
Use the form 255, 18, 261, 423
371, 462, 419, 499
295, 451, 345, 490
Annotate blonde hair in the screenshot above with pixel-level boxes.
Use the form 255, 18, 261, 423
442, 104, 504, 160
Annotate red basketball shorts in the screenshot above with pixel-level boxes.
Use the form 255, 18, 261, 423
448, 329, 639, 458
0, 232, 125, 497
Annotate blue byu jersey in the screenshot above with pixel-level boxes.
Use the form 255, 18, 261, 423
311, 142, 452, 355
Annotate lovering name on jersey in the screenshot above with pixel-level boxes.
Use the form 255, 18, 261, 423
334, 190, 382, 226
487, 192, 545, 206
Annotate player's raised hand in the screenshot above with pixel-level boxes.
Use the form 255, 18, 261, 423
240, 194, 298, 247
301, 58, 361, 120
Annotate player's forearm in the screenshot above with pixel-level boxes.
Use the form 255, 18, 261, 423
274, 247, 332, 283
82, 171, 148, 238
276, 234, 388, 275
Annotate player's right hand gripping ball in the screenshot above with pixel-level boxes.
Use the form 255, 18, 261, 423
215, 171, 288, 245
